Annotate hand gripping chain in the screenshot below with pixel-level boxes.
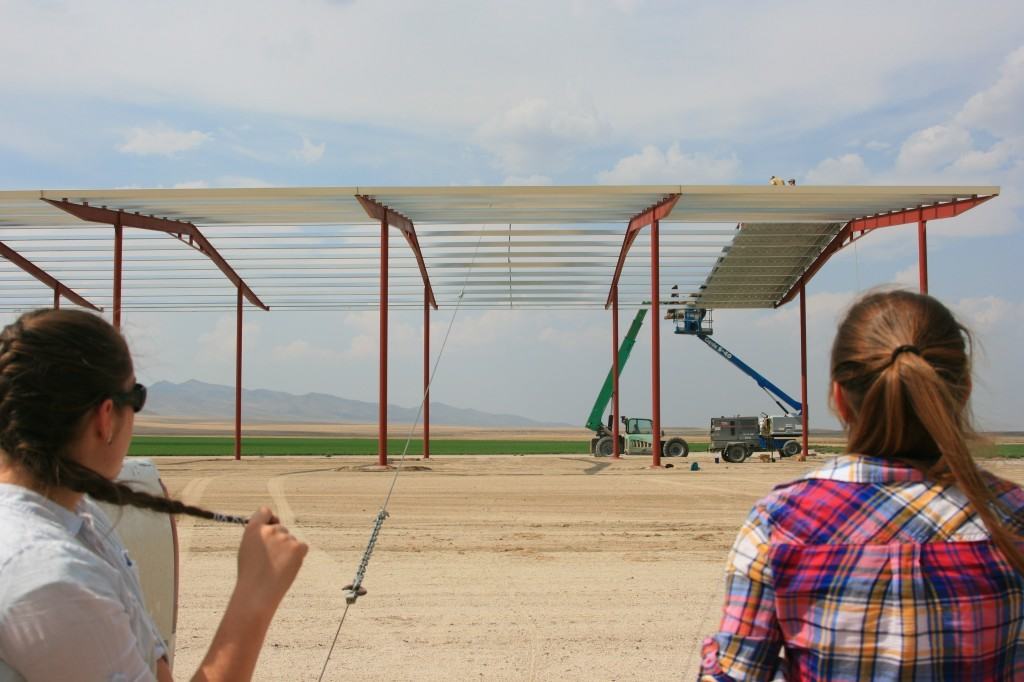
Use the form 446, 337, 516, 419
342, 508, 390, 604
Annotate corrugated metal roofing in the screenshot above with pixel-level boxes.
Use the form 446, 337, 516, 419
0, 185, 998, 313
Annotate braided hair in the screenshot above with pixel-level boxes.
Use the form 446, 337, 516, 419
831, 290, 1024, 574
0, 308, 219, 521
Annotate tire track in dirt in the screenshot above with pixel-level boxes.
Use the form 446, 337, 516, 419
176, 476, 214, 557
266, 473, 347, 575
265, 471, 353, 676
266, 476, 298, 527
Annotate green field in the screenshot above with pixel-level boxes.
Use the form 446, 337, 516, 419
128, 436, 1023, 458
129, 436, 585, 456
128, 436, 713, 457
800, 443, 1024, 458
991, 443, 1024, 458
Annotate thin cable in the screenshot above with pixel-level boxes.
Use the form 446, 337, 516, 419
853, 239, 861, 290
316, 229, 487, 682
317, 604, 351, 682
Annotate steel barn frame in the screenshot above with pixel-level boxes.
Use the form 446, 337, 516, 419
0, 185, 998, 466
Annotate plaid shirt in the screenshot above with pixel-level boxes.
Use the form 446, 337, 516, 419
700, 455, 1024, 681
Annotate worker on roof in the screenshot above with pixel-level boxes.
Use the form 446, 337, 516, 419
668, 284, 680, 318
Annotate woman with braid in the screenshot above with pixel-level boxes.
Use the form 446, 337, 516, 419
699, 290, 1024, 681
0, 309, 308, 681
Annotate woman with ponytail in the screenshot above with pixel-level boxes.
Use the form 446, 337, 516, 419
699, 290, 1024, 681
0, 309, 308, 681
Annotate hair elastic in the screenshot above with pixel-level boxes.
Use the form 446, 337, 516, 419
211, 512, 249, 525
891, 344, 921, 362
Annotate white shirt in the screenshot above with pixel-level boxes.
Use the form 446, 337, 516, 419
0, 483, 165, 681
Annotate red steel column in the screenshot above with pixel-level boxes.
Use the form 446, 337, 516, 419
113, 214, 123, 330
235, 287, 242, 461
378, 218, 389, 467
53, 285, 60, 309
423, 291, 430, 460
800, 285, 809, 460
918, 219, 928, 294
611, 286, 621, 459
650, 219, 662, 468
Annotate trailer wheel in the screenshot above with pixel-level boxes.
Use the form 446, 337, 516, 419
594, 436, 614, 457
723, 443, 747, 463
663, 438, 689, 458
781, 440, 802, 457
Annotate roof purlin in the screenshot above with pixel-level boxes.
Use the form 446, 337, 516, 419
774, 194, 996, 308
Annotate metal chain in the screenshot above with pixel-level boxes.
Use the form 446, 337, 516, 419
343, 509, 390, 602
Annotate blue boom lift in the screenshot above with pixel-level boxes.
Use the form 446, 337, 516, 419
585, 308, 690, 458
674, 308, 803, 463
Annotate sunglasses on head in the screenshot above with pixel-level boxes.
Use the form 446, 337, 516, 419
111, 383, 147, 413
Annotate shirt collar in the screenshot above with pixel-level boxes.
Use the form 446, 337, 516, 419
0, 482, 86, 535
796, 454, 928, 484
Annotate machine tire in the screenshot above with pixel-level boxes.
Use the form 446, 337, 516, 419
594, 436, 615, 457
723, 443, 747, 463
782, 440, 802, 457
663, 438, 689, 458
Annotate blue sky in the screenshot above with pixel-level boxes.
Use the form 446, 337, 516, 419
1, 0, 1022, 429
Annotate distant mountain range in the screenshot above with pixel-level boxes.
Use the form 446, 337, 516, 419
146, 380, 568, 428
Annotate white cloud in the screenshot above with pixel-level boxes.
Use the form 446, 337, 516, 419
805, 153, 870, 184
2, 1, 1023, 153
216, 176, 274, 188
956, 45, 1024, 139
443, 309, 523, 350
597, 143, 740, 184
198, 315, 261, 361
801, 45, 1024, 244
895, 124, 973, 173
754, 291, 857, 328
949, 141, 1014, 174
170, 177, 274, 189
336, 311, 424, 360
116, 124, 211, 156
273, 339, 312, 360
272, 339, 345, 363
892, 264, 919, 287
475, 98, 604, 174
951, 296, 1024, 334
293, 135, 326, 164
502, 174, 552, 186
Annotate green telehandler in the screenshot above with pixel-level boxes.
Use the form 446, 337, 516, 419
584, 308, 689, 458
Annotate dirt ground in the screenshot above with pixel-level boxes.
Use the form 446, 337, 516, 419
156, 453, 1024, 681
